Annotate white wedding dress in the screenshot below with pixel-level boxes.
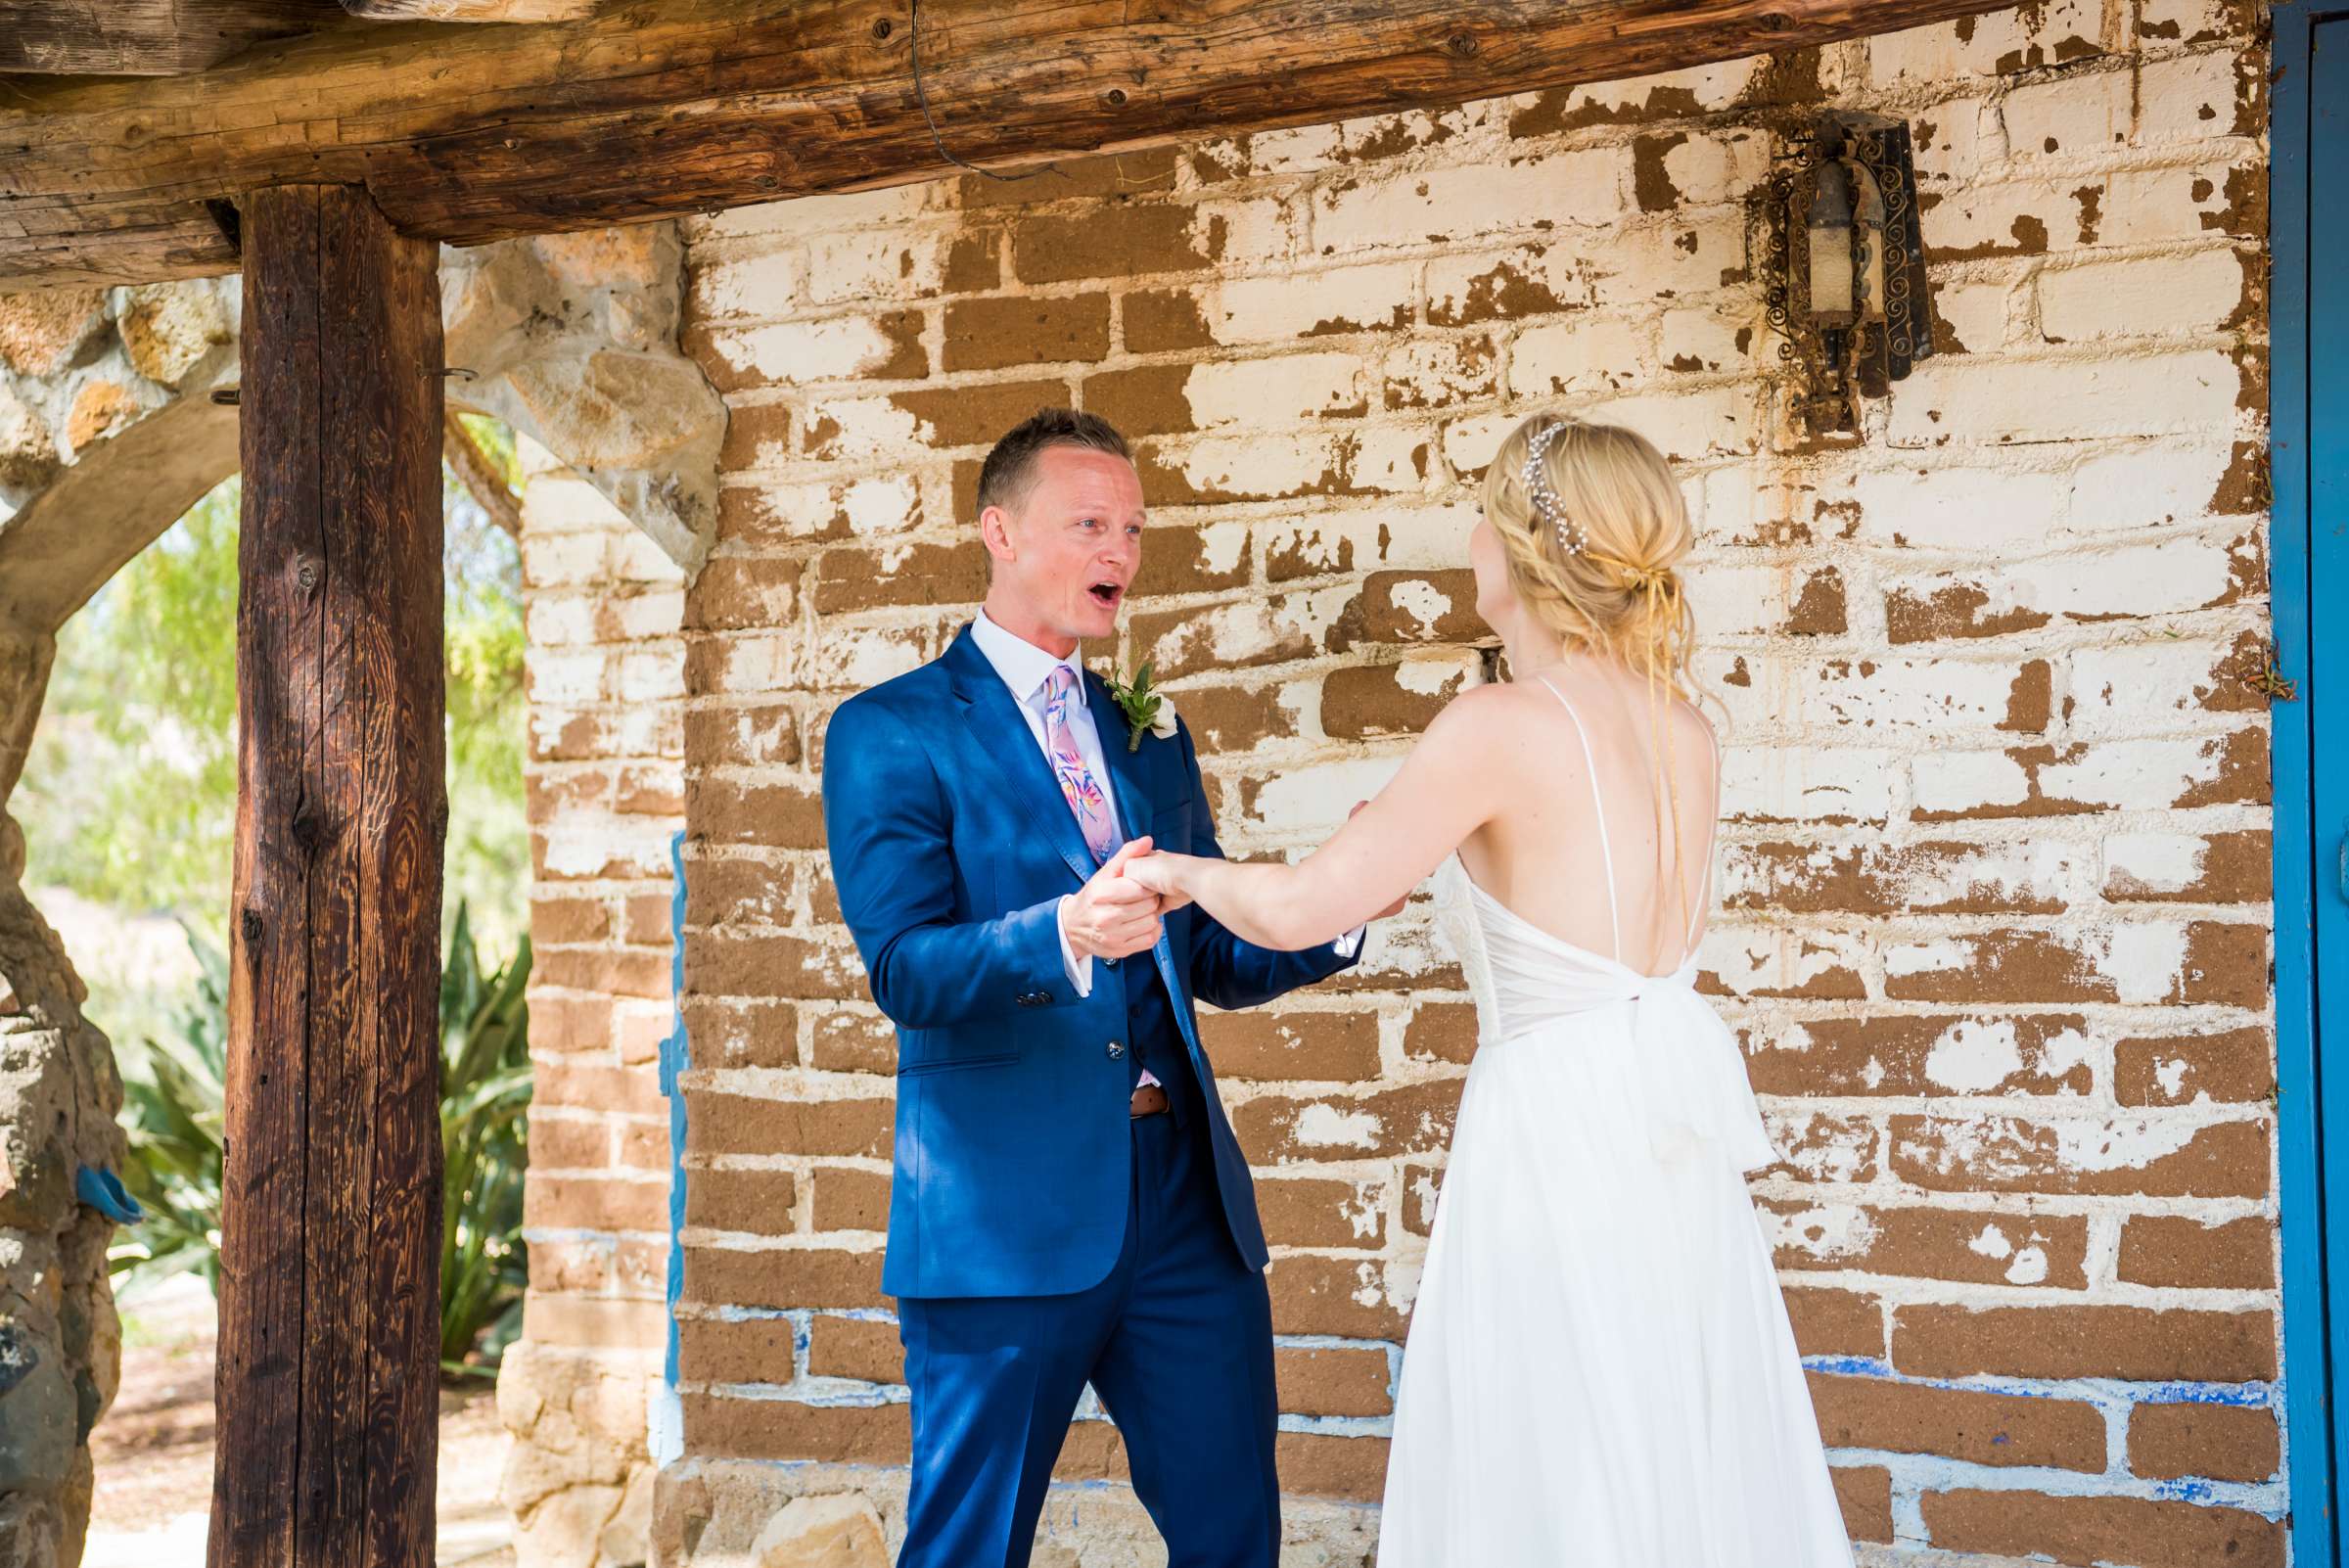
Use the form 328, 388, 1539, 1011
1377, 677, 1854, 1568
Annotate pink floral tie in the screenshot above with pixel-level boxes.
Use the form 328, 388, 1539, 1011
1043, 666, 1117, 864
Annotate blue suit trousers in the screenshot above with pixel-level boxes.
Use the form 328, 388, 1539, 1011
895, 1109, 1281, 1568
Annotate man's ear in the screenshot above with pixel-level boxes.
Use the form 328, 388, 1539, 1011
978, 503, 1016, 565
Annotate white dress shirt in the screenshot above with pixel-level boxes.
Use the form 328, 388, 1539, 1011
966, 611, 1363, 1030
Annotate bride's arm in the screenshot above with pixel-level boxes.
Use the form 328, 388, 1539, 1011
1129, 686, 1511, 950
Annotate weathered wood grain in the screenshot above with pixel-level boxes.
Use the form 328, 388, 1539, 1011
339, 0, 605, 18
0, 0, 342, 76
216, 182, 445, 1568
2, 0, 2026, 290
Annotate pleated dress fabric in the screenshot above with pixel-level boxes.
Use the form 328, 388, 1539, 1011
1374, 678, 1855, 1568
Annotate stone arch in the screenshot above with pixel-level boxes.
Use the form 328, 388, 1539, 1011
0, 220, 723, 1568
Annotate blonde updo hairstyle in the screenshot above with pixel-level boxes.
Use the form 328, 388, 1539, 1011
1479, 414, 1698, 701
1481, 413, 1712, 934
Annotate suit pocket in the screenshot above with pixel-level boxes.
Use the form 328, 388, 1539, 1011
898, 1050, 1019, 1078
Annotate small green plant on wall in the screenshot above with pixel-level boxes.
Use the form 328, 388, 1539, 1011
113, 901, 535, 1378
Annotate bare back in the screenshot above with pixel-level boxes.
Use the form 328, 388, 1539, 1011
1453, 661, 1722, 978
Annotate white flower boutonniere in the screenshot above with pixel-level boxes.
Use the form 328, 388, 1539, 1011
1106, 660, 1177, 752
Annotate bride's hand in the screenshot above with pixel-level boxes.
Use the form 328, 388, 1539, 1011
1120, 850, 1195, 911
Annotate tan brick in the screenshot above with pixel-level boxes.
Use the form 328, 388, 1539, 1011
534, 945, 670, 1000
1197, 1008, 1380, 1082
1356, 570, 1482, 642
809, 1165, 891, 1232
1741, 1013, 2094, 1098
676, 1314, 796, 1385
1783, 1287, 1886, 1360
684, 1089, 892, 1159
1401, 1000, 1478, 1066
1268, 1256, 1408, 1341
685, 701, 803, 770
529, 1114, 612, 1171
681, 1393, 908, 1464
1725, 840, 2077, 917
688, 556, 803, 631
943, 294, 1111, 371
682, 996, 799, 1070
806, 1314, 904, 1384
812, 541, 990, 614
1918, 1489, 2280, 1568
685, 929, 864, 1000
808, 1007, 898, 1074
1892, 1304, 2275, 1383
1764, 1200, 2091, 1288
1123, 287, 1214, 352
527, 1172, 670, 1232
534, 1060, 666, 1119
2102, 829, 2272, 903
681, 1243, 887, 1312
2128, 1401, 2279, 1483
1275, 1346, 1392, 1418
1808, 1372, 2105, 1471
1831, 1465, 1893, 1545
2117, 1215, 2273, 1291
887, 376, 1072, 451
1274, 1432, 1388, 1502
530, 992, 617, 1054
531, 895, 614, 945
1256, 1176, 1386, 1250
681, 1167, 798, 1232
1888, 1114, 2266, 1199
1232, 1080, 1462, 1164
1321, 658, 1477, 740
686, 777, 826, 851
1011, 206, 1211, 284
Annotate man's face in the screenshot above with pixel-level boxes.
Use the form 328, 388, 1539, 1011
981, 445, 1147, 652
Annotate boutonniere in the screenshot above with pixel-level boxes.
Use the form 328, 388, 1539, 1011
1105, 660, 1178, 752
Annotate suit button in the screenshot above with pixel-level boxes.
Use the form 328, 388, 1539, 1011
1106, 1040, 1126, 1060
1104, 955, 1121, 968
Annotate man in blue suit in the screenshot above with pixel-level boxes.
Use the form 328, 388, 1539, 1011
821, 409, 1383, 1567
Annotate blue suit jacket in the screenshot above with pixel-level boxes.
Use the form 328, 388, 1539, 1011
821, 625, 1359, 1299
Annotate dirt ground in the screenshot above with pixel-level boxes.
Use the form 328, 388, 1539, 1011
88, 1274, 515, 1568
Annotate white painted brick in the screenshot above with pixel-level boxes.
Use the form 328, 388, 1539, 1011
1241, 755, 1408, 838
1425, 245, 1593, 324
1923, 180, 2095, 260
527, 648, 610, 706
1506, 312, 1654, 397
1886, 534, 2242, 629
605, 589, 686, 642
1658, 303, 1754, 376
1704, 652, 2033, 734
798, 394, 925, 462
1705, 925, 1871, 1000
698, 313, 919, 389
1886, 348, 2239, 446
523, 530, 610, 587
1507, 57, 1763, 128
1574, 385, 1759, 463
1380, 339, 1497, 411
804, 227, 968, 304
2069, 439, 2235, 532
2066, 638, 2243, 735
1152, 427, 1430, 501
1180, 351, 1370, 429
1933, 278, 2016, 356
2104, 831, 2231, 899
683, 184, 939, 245
1210, 261, 1417, 344
1866, 1, 2103, 86
807, 625, 925, 692
1259, 498, 1480, 579
2037, 249, 2245, 343
611, 530, 689, 586
1141, 583, 1359, 675
1683, 562, 1826, 639
617, 649, 686, 704
688, 248, 801, 321
1659, 129, 1771, 208
1437, 409, 1519, 480
1834, 464, 2070, 551
1196, 193, 1310, 269
2135, 52, 2248, 146
1313, 149, 1631, 257
697, 631, 802, 696
1913, 734, 2238, 815
1586, 213, 1746, 304
2002, 68, 2134, 159
527, 595, 599, 647
2098, 163, 2240, 245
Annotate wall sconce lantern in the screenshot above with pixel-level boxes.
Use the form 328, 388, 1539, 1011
1763, 111, 1938, 436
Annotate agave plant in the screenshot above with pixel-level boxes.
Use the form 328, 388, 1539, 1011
438, 902, 533, 1378
113, 902, 534, 1379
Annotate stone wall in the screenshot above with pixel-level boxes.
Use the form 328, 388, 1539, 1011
598, 3, 2273, 1564
499, 438, 691, 1568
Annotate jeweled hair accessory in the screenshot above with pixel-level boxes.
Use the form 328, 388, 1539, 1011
1520, 420, 1587, 555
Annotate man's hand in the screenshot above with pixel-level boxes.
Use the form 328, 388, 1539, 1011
1063, 837, 1167, 961
1352, 801, 1410, 920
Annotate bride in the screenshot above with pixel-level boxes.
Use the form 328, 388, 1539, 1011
1123, 414, 1854, 1566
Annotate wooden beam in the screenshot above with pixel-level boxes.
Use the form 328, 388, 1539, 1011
218, 182, 445, 1568
2, 0, 2024, 291
339, 0, 606, 18
0, 0, 342, 77
442, 409, 523, 538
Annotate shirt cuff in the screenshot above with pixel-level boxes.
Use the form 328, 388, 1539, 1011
1333, 924, 1366, 959
1058, 895, 1095, 997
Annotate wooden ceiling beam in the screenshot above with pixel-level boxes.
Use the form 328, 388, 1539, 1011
0, 0, 344, 78
0, 0, 2026, 293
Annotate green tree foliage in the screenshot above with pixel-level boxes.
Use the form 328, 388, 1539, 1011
15, 416, 530, 1035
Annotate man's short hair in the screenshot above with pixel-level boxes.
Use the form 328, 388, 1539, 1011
975, 408, 1132, 518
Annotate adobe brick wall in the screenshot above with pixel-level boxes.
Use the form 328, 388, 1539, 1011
641, 2, 2277, 1563
499, 439, 689, 1568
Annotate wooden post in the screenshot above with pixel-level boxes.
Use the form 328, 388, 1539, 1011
214, 183, 447, 1568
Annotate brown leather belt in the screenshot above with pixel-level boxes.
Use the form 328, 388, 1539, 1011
1129, 1083, 1170, 1118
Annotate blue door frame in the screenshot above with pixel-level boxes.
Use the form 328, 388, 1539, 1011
2276, 6, 2347, 1563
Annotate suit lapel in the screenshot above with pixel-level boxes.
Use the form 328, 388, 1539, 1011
945, 629, 1096, 889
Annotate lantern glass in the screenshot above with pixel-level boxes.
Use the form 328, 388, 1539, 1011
1804, 161, 1857, 323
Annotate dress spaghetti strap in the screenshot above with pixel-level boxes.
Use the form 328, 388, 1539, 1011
1532, 675, 1621, 965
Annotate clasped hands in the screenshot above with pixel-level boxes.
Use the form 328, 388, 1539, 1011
1062, 837, 1189, 963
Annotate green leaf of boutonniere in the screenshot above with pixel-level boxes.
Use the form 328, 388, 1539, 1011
1105, 659, 1174, 752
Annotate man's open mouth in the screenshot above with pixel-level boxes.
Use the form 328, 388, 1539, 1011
1088, 581, 1125, 608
